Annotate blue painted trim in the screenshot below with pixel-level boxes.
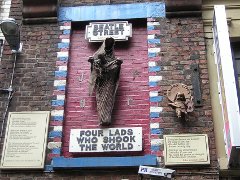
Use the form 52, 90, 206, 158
148, 52, 158, 58
151, 145, 160, 151
53, 155, 157, 168
150, 96, 163, 102
149, 66, 161, 72
63, 30, 71, 35
151, 128, 163, 135
149, 82, 158, 87
58, 2, 165, 22
56, 85, 66, 91
55, 71, 67, 78
52, 115, 64, 121
150, 112, 160, 118
52, 100, 65, 106
58, 57, 69, 61
49, 131, 62, 138
58, 42, 70, 49
44, 165, 54, 172
147, 25, 155, 30
148, 39, 160, 44
52, 148, 61, 154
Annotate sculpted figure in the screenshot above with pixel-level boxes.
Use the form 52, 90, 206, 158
167, 83, 194, 119
88, 37, 122, 126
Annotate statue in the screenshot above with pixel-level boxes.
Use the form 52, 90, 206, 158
88, 37, 123, 126
167, 83, 194, 119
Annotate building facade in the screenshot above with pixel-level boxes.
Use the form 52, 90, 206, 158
0, 0, 224, 179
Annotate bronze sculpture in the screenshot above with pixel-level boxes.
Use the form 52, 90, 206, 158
88, 37, 122, 126
167, 83, 194, 119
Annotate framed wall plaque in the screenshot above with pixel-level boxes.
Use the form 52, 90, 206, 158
0, 111, 50, 169
164, 134, 210, 166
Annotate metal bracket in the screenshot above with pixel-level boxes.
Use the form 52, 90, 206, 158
191, 64, 203, 107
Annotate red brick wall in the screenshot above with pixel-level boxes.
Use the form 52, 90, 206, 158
63, 20, 151, 157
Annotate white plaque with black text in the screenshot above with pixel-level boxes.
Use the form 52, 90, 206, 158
0, 111, 50, 169
70, 127, 142, 152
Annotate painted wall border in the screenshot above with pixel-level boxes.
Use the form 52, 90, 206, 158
46, 2, 165, 171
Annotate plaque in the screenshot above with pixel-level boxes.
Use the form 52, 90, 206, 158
0, 111, 50, 169
164, 134, 210, 166
85, 21, 132, 42
69, 127, 142, 152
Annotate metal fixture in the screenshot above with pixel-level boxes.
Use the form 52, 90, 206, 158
0, 18, 21, 140
0, 18, 22, 53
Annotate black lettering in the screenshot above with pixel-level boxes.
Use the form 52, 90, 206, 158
93, 25, 98, 36
121, 129, 126, 135
80, 130, 85, 137
85, 130, 91, 136
104, 24, 109, 30
102, 144, 108, 150
115, 129, 120, 136
109, 130, 114, 136
130, 136, 136, 142
104, 30, 108, 35
91, 137, 98, 143
85, 144, 91, 151
109, 144, 115, 150
92, 130, 97, 136
123, 136, 129, 142
128, 143, 133, 149
99, 25, 104, 36
85, 137, 91, 143
116, 136, 122, 143
77, 137, 84, 144
109, 24, 114, 30
109, 30, 114, 35
127, 129, 133, 135
122, 143, 127, 150
109, 136, 115, 143
92, 144, 97, 150
116, 143, 121, 150
79, 144, 85, 151
98, 130, 103, 137
103, 137, 108, 143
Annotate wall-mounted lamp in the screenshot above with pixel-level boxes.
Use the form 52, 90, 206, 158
0, 18, 21, 140
0, 18, 22, 53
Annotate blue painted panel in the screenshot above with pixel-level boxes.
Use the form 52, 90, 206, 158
53, 155, 157, 168
58, 42, 70, 49
49, 131, 62, 138
63, 30, 71, 35
150, 112, 160, 118
55, 71, 67, 77
58, 57, 69, 61
52, 115, 64, 121
44, 165, 54, 172
149, 66, 161, 72
148, 52, 157, 58
151, 128, 163, 135
151, 145, 160, 151
58, 2, 165, 22
148, 39, 160, 44
56, 85, 66, 91
52, 100, 65, 106
150, 96, 163, 102
149, 82, 158, 87
147, 25, 155, 30
52, 148, 61, 154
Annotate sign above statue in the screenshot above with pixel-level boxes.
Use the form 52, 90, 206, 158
85, 21, 132, 42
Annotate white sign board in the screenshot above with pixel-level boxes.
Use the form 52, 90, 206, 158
85, 21, 132, 42
0, 111, 50, 169
69, 127, 142, 152
138, 166, 175, 178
